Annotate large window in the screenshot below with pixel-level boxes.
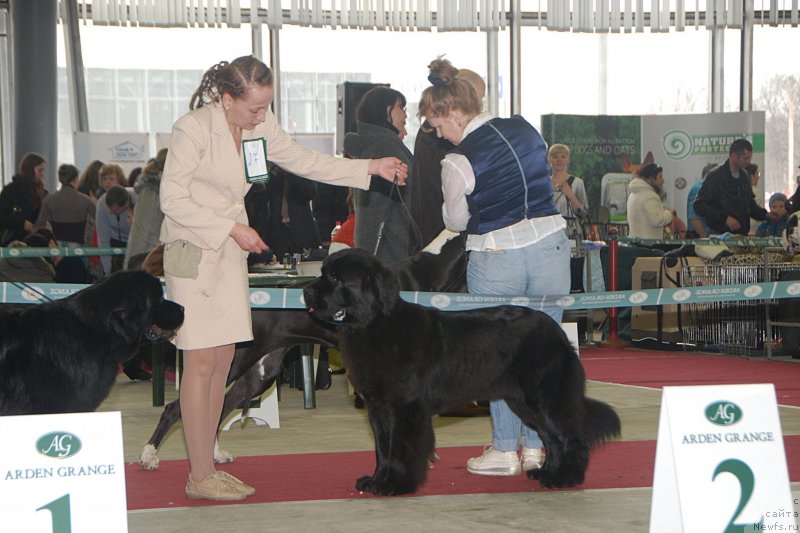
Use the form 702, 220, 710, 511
278, 26, 494, 149
521, 27, 710, 124
56, 21, 254, 165
753, 26, 800, 198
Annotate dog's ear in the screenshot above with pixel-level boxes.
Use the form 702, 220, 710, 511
373, 263, 400, 315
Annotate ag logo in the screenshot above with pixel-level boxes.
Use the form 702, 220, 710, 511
787, 283, 800, 296
249, 290, 271, 306
629, 291, 648, 305
21, 286, 46, 302
556, 296, 575, 308
743, 285, 762, 298
672, 289, 691, 302
430, 294, 451, 309
705, 400, 743, 426
36, 431, 82, 458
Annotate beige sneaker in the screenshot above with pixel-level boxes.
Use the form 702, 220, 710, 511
185, 473, 246, 501
466, 445, 521, 476
215, 470, 256, 496
521, 447, 546, 471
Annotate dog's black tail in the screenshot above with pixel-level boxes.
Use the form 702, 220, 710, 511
582, 397, 622, 446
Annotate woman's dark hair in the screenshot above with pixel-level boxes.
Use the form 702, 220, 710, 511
190, 55, 273, 110
58, 164, 79, 186
77, 159, 104, 197
638, 163, 663, 181
19, 152, 45, 181
16, 152, 46, 210
355, 87, 406, 134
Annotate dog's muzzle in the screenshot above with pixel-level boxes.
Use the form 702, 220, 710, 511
145, 325, 177, 341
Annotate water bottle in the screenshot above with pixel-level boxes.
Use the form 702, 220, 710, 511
330, 220, 342, 241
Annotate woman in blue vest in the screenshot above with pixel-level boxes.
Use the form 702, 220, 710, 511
417, 58, 570, 477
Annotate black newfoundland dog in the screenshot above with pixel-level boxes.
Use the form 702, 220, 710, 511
304, 248, 621, 495
138, 232, 468, 469
0, 270, 184, 415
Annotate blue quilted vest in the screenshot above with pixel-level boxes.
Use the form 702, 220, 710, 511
454, 115, 557, 235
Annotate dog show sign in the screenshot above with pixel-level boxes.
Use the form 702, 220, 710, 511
650, 384, 796, 532
0, 411, 128, 532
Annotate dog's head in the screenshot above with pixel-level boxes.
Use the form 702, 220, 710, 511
72, 270, 184, 349
303, 249, 398, 329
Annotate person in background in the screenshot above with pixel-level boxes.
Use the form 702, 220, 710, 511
76, 159, 105, 204
312, 182, 350, 247
786, 167, 800, 214
693, 139, 775, 235
265, 163, 321, 259
746, 162, 763, 235
97, 185, 132, 275
0, 152, 48, 246
418, 57, 568, 477
36, 163, 96, 246
159, 55, 406, 502
343, 86, 413, 262
124, 149, 168, 269
409, 66, 485, 248
128, 166, 143, 189
549, 143, 589, 241
95, 164, 132, 275
626, 163, 675, 239
756, 192, 789, 237
685, 162, 717, 238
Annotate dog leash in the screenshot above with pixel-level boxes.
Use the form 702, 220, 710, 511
372, 174, 424, 256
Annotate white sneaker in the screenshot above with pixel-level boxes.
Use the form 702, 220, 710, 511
521, 447, 546, 471
466, 445, 521, 476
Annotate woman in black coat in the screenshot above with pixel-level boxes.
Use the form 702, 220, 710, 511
0, 152, 48, 245
264, 164, 321, 259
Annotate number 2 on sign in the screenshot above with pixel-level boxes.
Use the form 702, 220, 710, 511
36, 493, 71, 533
712, 459, 763, 532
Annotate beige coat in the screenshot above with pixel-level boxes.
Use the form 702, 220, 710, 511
160, 103, 371, 349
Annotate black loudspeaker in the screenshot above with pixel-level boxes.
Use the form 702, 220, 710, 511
335, 81, 389, 155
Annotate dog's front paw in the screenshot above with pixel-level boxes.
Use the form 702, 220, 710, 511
355, 475, 413, 496
213, 449, 235, 464
138, 444, 160, 470
213, 440, 235, 464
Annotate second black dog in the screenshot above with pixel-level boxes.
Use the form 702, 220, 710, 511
304, 249, 621, 495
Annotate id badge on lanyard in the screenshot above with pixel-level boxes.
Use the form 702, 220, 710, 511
242, 137, 269, 184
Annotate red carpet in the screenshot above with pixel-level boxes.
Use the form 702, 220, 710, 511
581, 346, 800, 407
125, 436, 800, 510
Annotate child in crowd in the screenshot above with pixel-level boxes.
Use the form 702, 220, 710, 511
756, 192, 789, 237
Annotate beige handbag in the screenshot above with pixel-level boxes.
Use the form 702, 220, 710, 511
163, 240, 203, 279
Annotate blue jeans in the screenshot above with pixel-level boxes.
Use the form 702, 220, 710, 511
467, 230, 571, 452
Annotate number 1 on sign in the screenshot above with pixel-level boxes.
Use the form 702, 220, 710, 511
36, 493, 71, 533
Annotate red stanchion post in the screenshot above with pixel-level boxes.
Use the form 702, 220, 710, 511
604, 228, 626, 346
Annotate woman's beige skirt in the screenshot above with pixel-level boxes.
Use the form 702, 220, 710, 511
164, 237, 252, 351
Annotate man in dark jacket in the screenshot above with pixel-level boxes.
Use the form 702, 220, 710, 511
693, 138, 775, 235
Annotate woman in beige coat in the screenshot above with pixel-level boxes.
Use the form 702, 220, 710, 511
626, 163, 675, 239
160, 56, 407, 501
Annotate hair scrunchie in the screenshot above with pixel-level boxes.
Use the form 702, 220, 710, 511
427, 74, 448, 87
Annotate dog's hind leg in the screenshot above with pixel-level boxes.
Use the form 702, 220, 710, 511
356, 399, 434, 496
213, 348, 288, 463
510, 390, 591, 489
